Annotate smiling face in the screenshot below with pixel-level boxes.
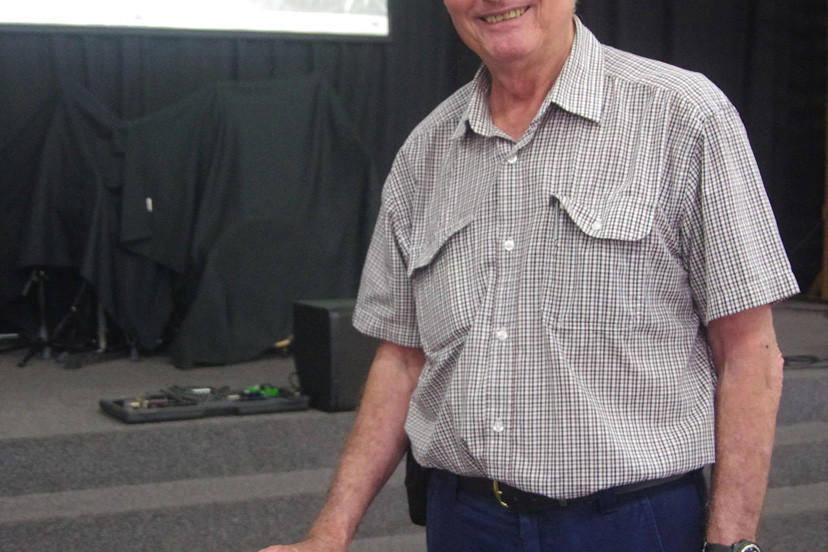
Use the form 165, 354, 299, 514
443, 0, 576, 72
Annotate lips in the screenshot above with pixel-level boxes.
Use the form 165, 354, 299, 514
482, 6, 528, 24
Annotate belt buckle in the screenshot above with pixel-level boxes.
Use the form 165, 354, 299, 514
492, 481, 510, 508
492, 481, 570, 510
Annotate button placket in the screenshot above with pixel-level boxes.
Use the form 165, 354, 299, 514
485, 142, 523, 451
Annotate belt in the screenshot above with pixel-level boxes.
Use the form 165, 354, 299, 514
455, 471, 693, 512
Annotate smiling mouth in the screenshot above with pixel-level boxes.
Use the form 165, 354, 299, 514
482, 7, 528, 24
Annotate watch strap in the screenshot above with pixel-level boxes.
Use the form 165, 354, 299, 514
703, 540, 762, 552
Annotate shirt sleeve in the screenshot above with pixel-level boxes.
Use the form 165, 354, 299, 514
353, 153, 422, 348
680, 103, 800, 324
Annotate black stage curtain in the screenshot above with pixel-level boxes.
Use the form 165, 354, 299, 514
1, 1, 824, 363
579, 1, 826, 290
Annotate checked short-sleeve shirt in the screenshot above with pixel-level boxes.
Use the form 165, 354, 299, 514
353, 17, 800, 499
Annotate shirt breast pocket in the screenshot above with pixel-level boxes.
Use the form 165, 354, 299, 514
407, 217, 484, 354
543, 193, 654, 331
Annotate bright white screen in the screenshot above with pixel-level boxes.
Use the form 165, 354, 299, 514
1, 0, 389, 37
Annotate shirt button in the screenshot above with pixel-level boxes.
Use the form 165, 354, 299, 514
506, 155, 518, 164
503, 239, 515, 251
591, 220, 603, 232
495, 329, 509, 342
492, 419, 505, 433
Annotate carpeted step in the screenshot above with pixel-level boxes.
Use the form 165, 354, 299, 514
0, 464, 422, 552
0, 335, 824, 552
0, 410, 355, 497
759, 482, 828, 551
351, 532, 427, 552
769, 421, 828, 488
777, 368, 828, 425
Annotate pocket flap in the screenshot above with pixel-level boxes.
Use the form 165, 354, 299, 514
554, 192, 653, 242
408, 216, 474, 276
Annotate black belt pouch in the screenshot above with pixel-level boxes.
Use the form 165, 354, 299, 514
405, 447, 432, 526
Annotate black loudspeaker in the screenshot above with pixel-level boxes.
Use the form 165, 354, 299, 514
292, 299, 379, 412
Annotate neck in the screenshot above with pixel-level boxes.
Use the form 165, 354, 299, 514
486, 23, 575, 141
488, 63, 561, 139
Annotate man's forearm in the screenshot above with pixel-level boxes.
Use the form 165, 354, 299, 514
303, 341, 425, 551
705, 305, 784, 545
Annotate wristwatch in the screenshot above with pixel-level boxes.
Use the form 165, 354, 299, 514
703, 540, 762, 552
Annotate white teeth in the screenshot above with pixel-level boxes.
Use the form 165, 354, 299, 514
484, 7, 527, 24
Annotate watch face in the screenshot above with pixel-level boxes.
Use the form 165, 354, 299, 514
736, 543, 761, 552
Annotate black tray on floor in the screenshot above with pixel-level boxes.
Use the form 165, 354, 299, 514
100, 385, 309, 423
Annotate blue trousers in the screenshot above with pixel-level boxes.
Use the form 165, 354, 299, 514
425, 470, 707, 552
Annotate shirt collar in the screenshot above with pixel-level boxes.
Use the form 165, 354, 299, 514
452, 16, 605, 140
547, 16, 605, 123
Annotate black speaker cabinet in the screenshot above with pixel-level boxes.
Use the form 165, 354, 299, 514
293, 299, 379, 412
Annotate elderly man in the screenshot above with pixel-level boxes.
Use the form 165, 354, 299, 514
259, 1, 799, 551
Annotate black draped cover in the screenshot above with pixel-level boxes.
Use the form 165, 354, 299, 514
2, 76, 378, 366
122, 76, 379, 365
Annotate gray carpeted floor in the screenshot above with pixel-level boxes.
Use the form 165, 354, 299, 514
0, 297, 826, 552
0, 347, 297, 439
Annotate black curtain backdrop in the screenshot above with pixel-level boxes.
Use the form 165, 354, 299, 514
0, 1, 825, 326
579, 1, 826, 290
